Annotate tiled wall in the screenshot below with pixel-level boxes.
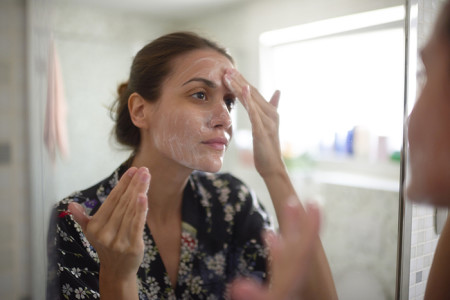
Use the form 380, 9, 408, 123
408, 0, 447, 299
409, 205, 439, 299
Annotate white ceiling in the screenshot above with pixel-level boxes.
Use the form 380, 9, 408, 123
73, 0, 246, 20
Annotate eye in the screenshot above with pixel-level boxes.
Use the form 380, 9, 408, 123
224, 97, 236, 112
192, 91, 207, 101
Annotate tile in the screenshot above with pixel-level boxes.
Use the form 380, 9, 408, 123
417, 257, 424, 269
412, 232, 418, 245
416, 271, 423, 283
424, 254, 432, 267
424, 241, 432, 254
411, 258, 417, 272
417, 282, 426, 295
412, 219, 418, 231
416, 244, 424, 256
418, 217, 425, 230
409, 286, 415, 298
418, 231, 425, 243
0, 142, 11, 165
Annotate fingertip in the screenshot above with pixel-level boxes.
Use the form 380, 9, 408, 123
306, 202, 322, 231
262, 230, 277, 248
270, 90, 281, 108
68, 202, 88, 230
243, 84, 251, 96
68, 202, 84, 216
230, 279, 266, 300
138, 167, 151, 184
224, 73, 232, 89
126, 167, 138, 177
273, 90, 281, 98
306, 201, 319, 213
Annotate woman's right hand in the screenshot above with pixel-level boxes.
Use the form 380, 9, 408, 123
230, 200, 321, 300
68, 167, 150, 288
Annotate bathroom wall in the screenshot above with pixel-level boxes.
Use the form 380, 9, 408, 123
50, 2, 172, 201
407, 0, 447, 299
0, 0, 31, 299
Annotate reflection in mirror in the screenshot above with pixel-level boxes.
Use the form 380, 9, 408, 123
21, 0, 405, 298
259, 6, 405, 300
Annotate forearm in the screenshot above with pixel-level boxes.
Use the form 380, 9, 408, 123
99, 268, 139, 300
425, 216, 450, 300
262, 167, 338, 300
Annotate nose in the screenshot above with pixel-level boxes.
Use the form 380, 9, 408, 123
209, 101, 232, 129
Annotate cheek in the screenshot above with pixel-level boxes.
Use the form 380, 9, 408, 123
407, 84, 450, 203
154, 113, 202, 150
153, 112, 224, 171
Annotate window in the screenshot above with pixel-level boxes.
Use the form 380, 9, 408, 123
259, 6, 405, 166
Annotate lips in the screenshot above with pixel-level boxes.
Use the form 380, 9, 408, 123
201, 137, 229, 150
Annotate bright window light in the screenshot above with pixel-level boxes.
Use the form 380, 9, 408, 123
260, 6, 405, 162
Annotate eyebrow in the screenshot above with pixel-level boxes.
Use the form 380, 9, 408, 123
182, 77, 217, 88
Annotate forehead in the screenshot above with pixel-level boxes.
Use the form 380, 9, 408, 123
168, 49, 235, 83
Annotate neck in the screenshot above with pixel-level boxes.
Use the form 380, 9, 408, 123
131, 148, 192, 224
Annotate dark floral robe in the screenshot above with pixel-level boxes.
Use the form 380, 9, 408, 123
47, 161, 271, 299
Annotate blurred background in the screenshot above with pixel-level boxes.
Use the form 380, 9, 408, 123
2, 0, 431, 299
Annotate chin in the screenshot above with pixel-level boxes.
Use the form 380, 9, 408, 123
195, 158, 223, 173
406, 175, 450, 207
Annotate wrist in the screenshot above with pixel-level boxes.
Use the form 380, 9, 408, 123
99, 267, 139, 299
260, 164, 290, 183
258, 160, 287, 179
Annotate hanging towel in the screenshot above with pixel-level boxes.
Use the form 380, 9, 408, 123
44, 39, 69, 163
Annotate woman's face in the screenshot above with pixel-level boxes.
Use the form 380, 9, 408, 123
406, 15, 450, 206
145, 49, 236, 173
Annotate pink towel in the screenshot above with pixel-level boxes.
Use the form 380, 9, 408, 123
44, 39, 69, 163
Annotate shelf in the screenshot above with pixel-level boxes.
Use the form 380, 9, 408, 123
289, 157, 401, 192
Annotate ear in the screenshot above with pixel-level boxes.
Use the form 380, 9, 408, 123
128, 92, 150, 129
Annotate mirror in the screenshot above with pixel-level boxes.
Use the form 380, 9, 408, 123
22, 0, 407, 298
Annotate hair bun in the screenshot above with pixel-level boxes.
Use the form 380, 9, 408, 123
117, 81, 129, 97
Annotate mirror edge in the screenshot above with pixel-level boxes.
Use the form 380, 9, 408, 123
396, 0, 417, 298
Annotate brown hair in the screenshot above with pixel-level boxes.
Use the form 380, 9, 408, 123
111, 31, 233, 150
437, 0, 450, 42
445, 0, 450, 40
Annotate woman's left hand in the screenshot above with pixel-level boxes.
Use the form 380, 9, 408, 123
223, 69, 283, 177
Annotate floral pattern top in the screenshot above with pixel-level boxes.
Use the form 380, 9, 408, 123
47, 161, 271, 299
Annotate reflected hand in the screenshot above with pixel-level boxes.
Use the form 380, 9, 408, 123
223, 69, 283, 177
69, 167, 150, 282
231, 200, 321, 300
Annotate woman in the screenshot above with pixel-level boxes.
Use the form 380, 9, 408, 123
406, 1, 450, 299
47, 32, 336, 299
